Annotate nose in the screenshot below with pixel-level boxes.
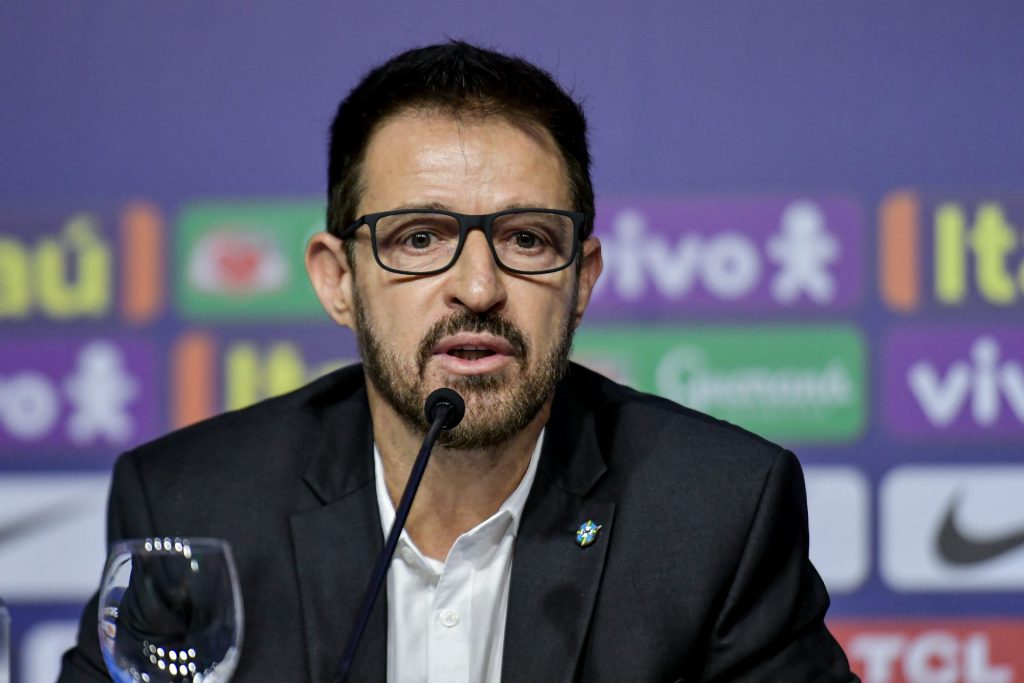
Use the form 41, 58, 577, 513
442, 229, 507, 313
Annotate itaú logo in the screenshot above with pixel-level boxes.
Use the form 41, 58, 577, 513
0, 204, 164, 324
880, 192, 1024, 312
168, 332, 358, 428
590, 199, 851, 310
830, 620, 1024, 683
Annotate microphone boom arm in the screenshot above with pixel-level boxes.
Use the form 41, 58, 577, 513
334, 390, 465, 682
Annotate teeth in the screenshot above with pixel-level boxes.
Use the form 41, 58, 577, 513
449, 349, 495, 361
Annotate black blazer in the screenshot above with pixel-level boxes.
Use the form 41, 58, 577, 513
59, 363, 857, 682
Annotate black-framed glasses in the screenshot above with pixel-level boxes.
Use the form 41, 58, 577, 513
339, 208, 585, 276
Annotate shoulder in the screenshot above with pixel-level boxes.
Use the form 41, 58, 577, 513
552, 363, 802, 546
560, 361, 785, 472
117, 364, 368, 482
553, 365, 815, 606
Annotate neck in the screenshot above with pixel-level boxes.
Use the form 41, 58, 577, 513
367, 380, 550, 561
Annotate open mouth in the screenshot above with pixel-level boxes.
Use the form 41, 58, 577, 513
447, 347, 497, 361
432, 333, 518, 372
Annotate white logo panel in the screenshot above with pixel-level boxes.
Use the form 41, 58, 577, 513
0, 474, 109, 600
881, 466, 1024, 590
21, 620, 79, 683
805, 466, 870, 593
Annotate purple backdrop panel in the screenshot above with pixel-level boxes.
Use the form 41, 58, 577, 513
168, 326, 359, 426
589, 195, 863, 318
879, 192, 1024, 315
883, 326, 1024, 440
0, 204, 164, 326
0, 336, 160, 454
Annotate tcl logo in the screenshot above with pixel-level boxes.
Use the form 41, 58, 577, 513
831, 620, 1023, 683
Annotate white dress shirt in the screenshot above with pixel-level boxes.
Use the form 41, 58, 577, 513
373, 431, 543, 683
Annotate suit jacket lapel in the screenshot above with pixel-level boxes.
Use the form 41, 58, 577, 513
289, 382, 387, 683
503, 372, 615, 683
285, 365, 613, 683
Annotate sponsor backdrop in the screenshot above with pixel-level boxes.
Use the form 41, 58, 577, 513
3, 3, 1024, 681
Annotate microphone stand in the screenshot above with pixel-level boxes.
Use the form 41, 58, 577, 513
334, 389, 464, 682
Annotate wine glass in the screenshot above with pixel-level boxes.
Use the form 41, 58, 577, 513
98, 538, 244, 683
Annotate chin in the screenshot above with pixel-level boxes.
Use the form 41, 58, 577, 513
441, 371, 508, 393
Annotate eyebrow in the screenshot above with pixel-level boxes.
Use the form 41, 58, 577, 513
388, 202, 551, 212
391, 202, 451, 211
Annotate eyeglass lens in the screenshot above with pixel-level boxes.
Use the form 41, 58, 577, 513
372, 212, 575, 273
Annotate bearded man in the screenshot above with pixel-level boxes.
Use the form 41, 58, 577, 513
60, 42, 858, 682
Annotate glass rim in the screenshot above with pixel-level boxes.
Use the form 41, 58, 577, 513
108, 537, 234, 556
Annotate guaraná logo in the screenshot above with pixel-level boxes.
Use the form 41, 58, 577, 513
176, 200, 326, 319
572, 325, 865, 443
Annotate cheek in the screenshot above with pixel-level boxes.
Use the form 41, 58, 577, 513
364, 282, 443, 344
512, 288, 576, 339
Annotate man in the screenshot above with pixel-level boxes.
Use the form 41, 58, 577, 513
61, 42, 858, 681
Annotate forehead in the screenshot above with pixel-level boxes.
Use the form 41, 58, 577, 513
357, 109, 572, 214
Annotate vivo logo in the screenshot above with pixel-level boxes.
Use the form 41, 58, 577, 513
908, 336, 1024, 428
588, 197, 861, 315
0, 338, 158, 452
885, 328, 1024, 438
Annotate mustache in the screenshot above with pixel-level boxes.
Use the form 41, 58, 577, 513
416, 310, 529, 376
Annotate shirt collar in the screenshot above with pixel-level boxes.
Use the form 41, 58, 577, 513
374, 428, 545, 544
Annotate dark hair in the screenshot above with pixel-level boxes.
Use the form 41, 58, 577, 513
326, 41, 594, 249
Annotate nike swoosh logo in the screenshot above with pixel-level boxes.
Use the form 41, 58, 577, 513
937, 494, 1024, 565
0, 496, 97, 547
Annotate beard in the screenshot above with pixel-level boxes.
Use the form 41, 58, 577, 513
353, 286, 577, 450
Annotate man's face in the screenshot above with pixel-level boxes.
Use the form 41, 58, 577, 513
336, 110, 601, 449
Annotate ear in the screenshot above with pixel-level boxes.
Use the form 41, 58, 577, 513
305, 231, 356, 329
572, 237, 603, 328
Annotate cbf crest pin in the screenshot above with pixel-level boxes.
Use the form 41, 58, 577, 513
575, 520, 602, 548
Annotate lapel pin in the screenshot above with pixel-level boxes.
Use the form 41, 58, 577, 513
575, 520, 602, 548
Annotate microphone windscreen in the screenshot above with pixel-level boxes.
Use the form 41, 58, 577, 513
424, 388, 466, 430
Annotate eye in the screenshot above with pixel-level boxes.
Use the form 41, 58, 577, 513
513, 231, 540, 249
406, 231, 435, 249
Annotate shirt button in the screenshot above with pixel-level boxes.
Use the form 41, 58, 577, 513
438, 609, 460, 628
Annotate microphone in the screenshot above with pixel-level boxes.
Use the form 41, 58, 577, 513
334, 388, 466, 682
424, 387, 466, 430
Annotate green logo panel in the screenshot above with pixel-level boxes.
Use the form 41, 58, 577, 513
176, 201, 326, 319
572, 325, 866, 444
